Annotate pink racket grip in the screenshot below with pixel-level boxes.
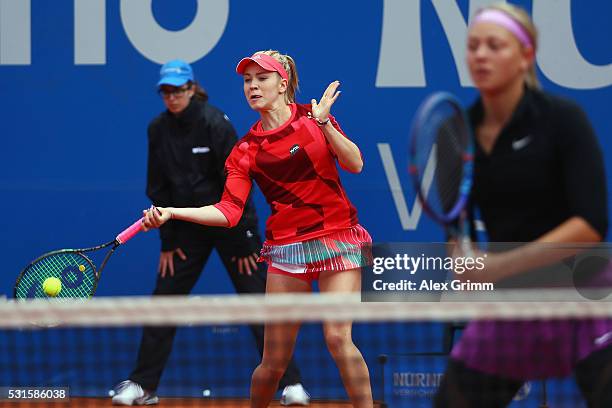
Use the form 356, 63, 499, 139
115, 218, 144, 245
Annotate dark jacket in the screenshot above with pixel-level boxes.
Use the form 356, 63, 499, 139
468, 87, 607, 243
146, 98, 259, 252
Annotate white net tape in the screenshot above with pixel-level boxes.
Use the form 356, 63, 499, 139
1, 289, 611, 328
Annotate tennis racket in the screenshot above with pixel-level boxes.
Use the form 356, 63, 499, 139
14, 217, 145, 299
408, 92, 475, 252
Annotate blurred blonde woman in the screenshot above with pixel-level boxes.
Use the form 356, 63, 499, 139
434, 4, 612, 407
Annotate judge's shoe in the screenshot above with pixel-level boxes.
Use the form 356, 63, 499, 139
111, 380, 158, 406
280, 383, 310, 406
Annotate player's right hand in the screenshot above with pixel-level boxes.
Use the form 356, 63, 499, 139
159, 248, 187, 278
142, 206, 171, 230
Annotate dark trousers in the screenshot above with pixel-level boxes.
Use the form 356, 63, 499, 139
434, 344, 612, 408
129, 236, 303, 391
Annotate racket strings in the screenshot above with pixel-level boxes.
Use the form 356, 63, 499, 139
16, 253, 95, 299
435, 115, 468, 213
414, 102, 470, 219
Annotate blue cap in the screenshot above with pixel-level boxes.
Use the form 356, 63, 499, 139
157, 60, 194, 87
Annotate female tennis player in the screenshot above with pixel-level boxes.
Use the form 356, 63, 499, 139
112, 59, 308, 406
434, 4, 612, 407
142, 50, 373, 407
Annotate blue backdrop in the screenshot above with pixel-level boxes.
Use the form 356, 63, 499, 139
2, 0, 611, 297
1, 0, 610, 403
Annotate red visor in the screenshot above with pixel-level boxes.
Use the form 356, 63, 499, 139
235, 53, 289, 81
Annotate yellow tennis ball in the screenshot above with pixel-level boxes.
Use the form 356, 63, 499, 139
79, 264, 85, 272
43, 277, 62, 297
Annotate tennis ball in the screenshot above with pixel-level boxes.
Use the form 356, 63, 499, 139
78, 264, 86, 272
43, 277, 62, 297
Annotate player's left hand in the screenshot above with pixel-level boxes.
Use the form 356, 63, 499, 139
311, 80, 341, 124
232, 252, 259, 276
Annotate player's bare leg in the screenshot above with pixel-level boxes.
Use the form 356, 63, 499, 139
320, 268, 373, 408
250, 274, 310, 408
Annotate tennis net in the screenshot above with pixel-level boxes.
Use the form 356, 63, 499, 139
1, 290, 611, 407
